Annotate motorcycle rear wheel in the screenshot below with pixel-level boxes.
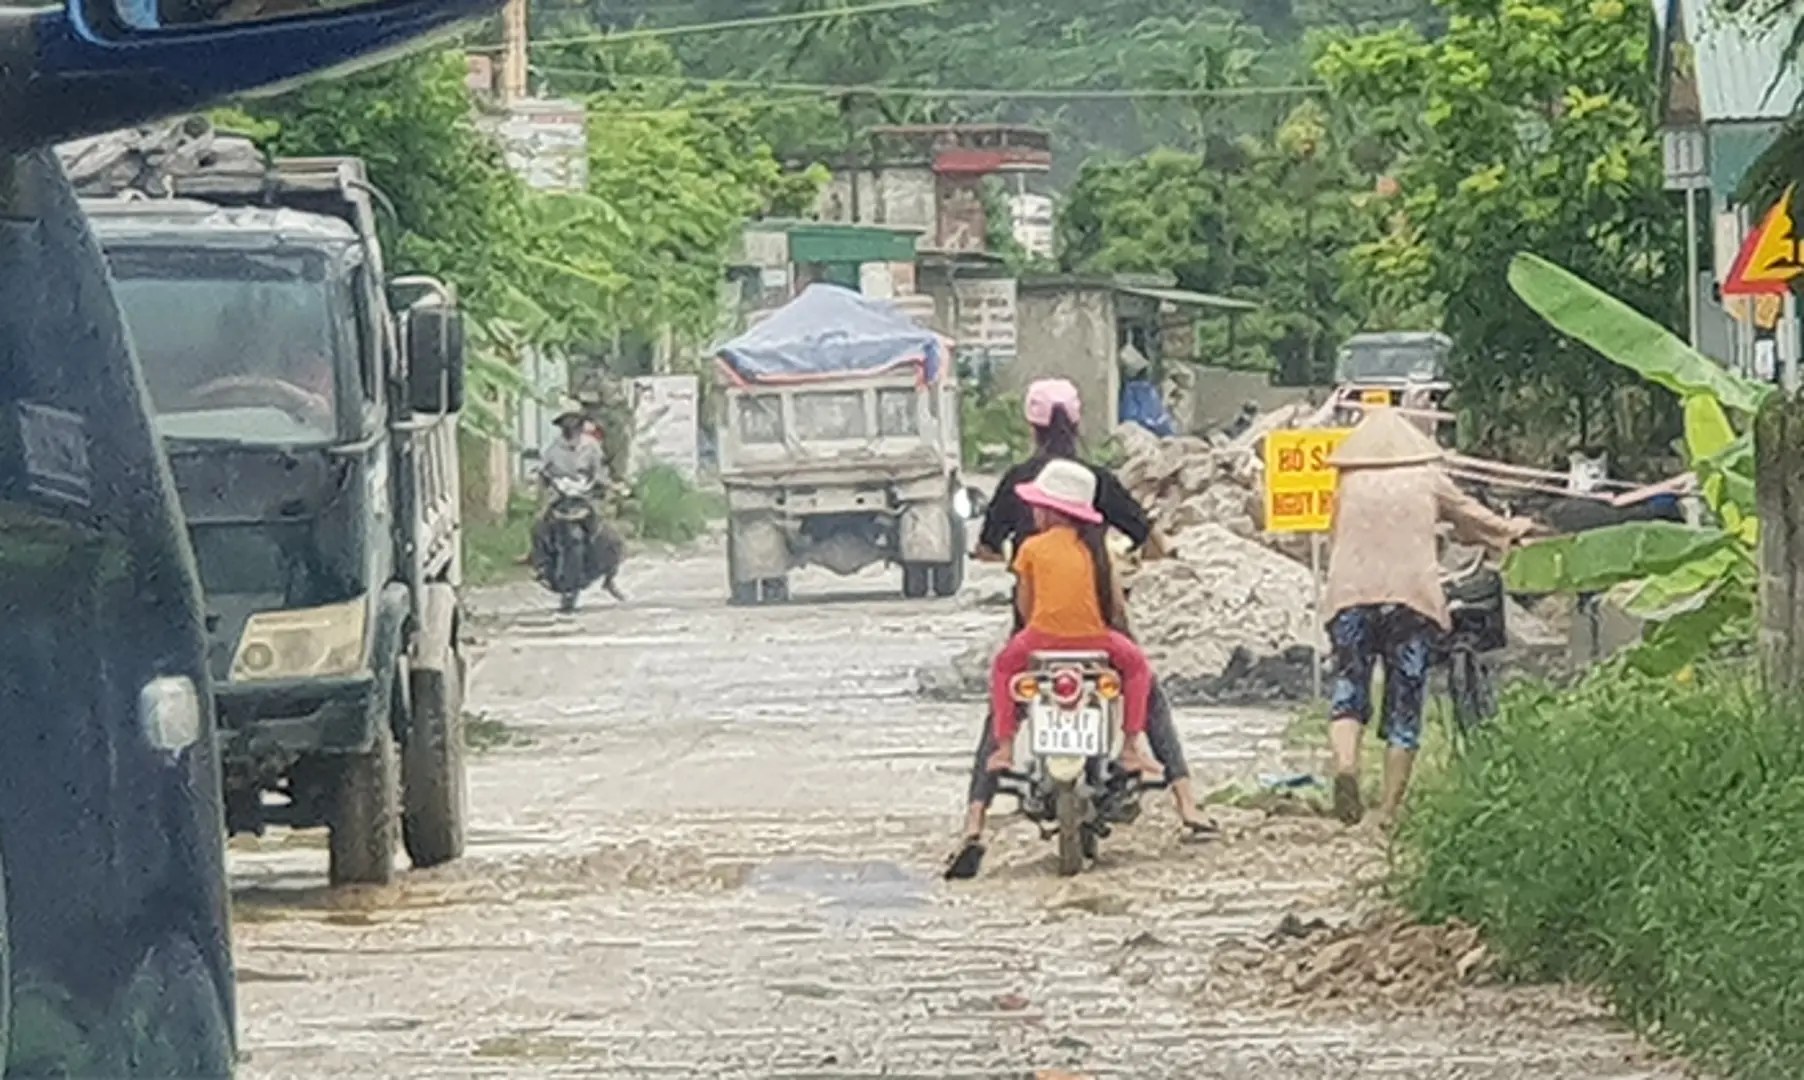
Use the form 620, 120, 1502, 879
1055, 783, 1086, 876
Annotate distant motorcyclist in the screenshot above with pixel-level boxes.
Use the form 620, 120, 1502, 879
534, 408, 624, 601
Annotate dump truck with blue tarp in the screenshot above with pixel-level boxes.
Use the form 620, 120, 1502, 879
715, 284, 973, 604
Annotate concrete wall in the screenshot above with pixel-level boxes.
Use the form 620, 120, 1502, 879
1013, 286, 1118, 438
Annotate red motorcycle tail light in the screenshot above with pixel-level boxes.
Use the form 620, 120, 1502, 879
1051, 669, 1082, 704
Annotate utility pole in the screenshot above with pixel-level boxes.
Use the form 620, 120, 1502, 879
501, 0, 528, 103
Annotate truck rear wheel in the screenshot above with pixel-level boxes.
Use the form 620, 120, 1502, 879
328, 724, 399, 887
403, 650, 468, 870
931, 513, 966, 598
902, 565, 930, 598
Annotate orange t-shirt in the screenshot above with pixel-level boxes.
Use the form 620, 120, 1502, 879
1013, 526, 1109, 638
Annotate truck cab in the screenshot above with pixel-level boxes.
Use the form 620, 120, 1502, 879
1332, 330, 1456, 442
76, 143, 470, 888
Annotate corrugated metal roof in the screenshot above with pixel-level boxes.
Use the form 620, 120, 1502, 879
1664, 0, 1804, 122
1116, 284, 1257, 312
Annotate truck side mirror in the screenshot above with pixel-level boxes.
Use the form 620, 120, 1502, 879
406, 306, 465, 416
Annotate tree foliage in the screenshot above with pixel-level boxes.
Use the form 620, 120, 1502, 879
222, 40, 826, 429
1315, 0, 1684, 459
1056, 102, 1384, 380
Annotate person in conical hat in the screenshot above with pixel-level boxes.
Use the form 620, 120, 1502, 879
1321, 408, 1542, 829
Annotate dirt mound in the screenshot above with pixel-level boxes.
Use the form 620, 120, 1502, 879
1220, 911, 1496, 1009
1126, 523, 1322, 688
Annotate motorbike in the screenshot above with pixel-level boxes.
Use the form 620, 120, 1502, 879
534, 474, 617, 613
993, 650, 1167, 876
1438, 554, 1507, 734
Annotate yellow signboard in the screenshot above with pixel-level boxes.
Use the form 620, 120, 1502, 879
1359, 388, 1392, 407
1264, 428, 1351, 534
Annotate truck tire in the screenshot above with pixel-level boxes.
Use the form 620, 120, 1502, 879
759, 576, 790, 604
902, 564, 930, 599
931, 514, 966, 598
328, 724, 399, 887
726, 523, 759, 605
403, 650, 468, 870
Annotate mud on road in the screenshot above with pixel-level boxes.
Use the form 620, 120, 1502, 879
229, 541, 1689, 1079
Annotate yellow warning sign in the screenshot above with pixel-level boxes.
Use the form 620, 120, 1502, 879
1264, 428, 1351, 534
1724, 185, 1801, 296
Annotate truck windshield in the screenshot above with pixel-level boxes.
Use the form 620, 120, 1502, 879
1337, 340, 1447, 384
106, 246, 340, 443
794, 391, 867, 441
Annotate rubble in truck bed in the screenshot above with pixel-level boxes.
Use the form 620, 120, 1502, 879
917, 414, 1574, 704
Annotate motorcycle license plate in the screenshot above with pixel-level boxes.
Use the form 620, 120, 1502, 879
1030, 704, 1104, 756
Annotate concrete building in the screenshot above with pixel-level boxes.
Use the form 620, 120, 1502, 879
816, 125, 1052, 253
1013, 274, 1256, 438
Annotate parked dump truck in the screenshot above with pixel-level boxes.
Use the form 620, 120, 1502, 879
715, 285, 974, 604
68, 128, 470, 887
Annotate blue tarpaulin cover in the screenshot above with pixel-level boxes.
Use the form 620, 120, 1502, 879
716, 284, 946, 385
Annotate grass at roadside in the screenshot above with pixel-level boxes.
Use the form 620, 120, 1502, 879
623, 464, 723, 545
1392, 665, 1804, 1078
462, 500, 534, 587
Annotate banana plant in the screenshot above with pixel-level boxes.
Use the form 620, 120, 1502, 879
1501, 253, 1772, 675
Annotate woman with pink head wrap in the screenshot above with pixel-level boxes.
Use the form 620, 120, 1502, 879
946, 378, 1211, 880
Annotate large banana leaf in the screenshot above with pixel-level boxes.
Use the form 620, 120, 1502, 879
1627, 581, 1755, 677
1620, 546, 1751, 619
1508, 253, 1771, 415
1503, 521, 1735, 594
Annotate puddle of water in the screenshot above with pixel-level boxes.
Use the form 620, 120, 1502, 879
746, 858, 934, 913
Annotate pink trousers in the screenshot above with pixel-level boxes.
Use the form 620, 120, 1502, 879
989, 626, 1153, 744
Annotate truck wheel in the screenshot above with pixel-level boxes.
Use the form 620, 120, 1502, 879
726, 523, 759, 605
760, 576, 790, 604
328, 724, 399, 887
931, 514, 967, 598
902, 565, 931, 599
403, 650, 468, 870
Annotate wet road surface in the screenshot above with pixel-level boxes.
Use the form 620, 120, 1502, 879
230, 540, 1689, 1079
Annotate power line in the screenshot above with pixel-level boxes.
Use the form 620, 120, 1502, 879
470, 0, 943, 52
530, 68, 1327, 99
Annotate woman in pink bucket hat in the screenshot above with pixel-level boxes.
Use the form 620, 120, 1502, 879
984, 458, 1159, 779
948, 379, 1211, 880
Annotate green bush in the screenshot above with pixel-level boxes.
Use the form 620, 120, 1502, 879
625, 464, 719, 545
1394, 666, 1804, 1078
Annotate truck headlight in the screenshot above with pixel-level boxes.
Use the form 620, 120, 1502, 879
230, 598, 368, 682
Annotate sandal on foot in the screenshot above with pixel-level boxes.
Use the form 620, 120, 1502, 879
944, 837, 986, 880
1180, 819, 1219, 843
1332, 773, 1364, 826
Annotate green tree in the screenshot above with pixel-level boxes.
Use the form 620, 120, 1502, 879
1315, 0, 1684, 461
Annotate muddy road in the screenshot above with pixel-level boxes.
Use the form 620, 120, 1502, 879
230, 541, 1685, 1079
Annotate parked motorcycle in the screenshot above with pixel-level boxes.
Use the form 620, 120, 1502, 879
993, 650, 1166, 875
533, 475, 621, 613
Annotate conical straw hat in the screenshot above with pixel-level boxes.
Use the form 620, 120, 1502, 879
1327, 408, 1444, 468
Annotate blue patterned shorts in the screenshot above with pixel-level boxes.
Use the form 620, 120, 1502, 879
1328, 604, 1435, 751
